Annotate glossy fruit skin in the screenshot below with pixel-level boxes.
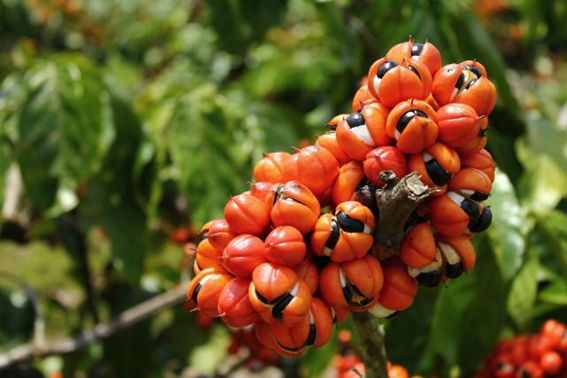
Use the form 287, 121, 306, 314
436, 103, 481, 148
367, 58, 432, 108
363, 146, 407, 187
460, 149, 496, 182
428, 192, 475, 236
432, 62, 497, 116
437, 234, 476, 274
540, 351, 563, 375
222, 235, 267, 277
311, 201, 376, 263
449, 167, 493, 197
295, 259, 318, 294
541, 319, 567, 350
253, 152, 291, 184
196, 238, 224, 272
332, 161, 366, 205
388, 364, 410, 378
224, 193, 270, 236
335, 104, 390, 161
516, 361, 543, 378
266, 181, 321, 234
386, 100, 439, 154
407, 142, 460, 194
186, 268, 233, 318
457, 117, 489, 156
264, 226, 307, 267
284, 145, 339, 197
249, 263, 312, 326
319, 255, 383, 312
217, 277, 259, 327
400, 223, 436, 269
207, 219, 236, 250
352, 85, 376, 112
249, 182, 273, 203
387, 40, 442, 76
316, 132, 351, 165
370, 258, 417, 318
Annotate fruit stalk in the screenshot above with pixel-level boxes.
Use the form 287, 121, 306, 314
352, 170, 434, 378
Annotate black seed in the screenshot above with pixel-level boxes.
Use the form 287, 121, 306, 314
191, 283, 202, 304
305, 324, 317, 346
336, 211, 365, 233
277, 341, 300, 353
465, 65, 483, 78
414, 109, 428, 117
357, 177, 369, 189
272, 293, 294, 320
256, 289, 288, 305
385, 311, 399, 319
312, 254, 331, 270
199, 231, 209, 242
346, 112, 365, 128
351, 284, 365, 297
325, 122, 337, 131
465, 78, 478, 90
342, 285, 353, 303
407, 65, 422, 80
445, 262, 464, 279
416, 269, 443, 287
411, 43, 424, 56
377, 61, 398, 78
273, 186, 284, 206
470, 191, 489, 201
425, 159, 452, 186
325, 219, 341, 250
461, 199, 480, 225
358, 297, 372, 306
469, 207, 492, 233
396, 111, 416, 134
455, 72, 465, 90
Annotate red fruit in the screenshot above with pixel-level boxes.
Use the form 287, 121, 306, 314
332, 161, 366, 205
224, 193, 270, 236
284, 145, 339, 197
207, 219, 236, 250
195, 239, 224, 272
218, 277, 259, 327
367, 58, 432, 108
266, 181, 321, 234
264, 226, 307, 267
316, 132, 351, 165
540, 351, 563, 375
311, 201, 376, 263
407, 142, 460, 195
436, 103, 482, 148
515, 361, 543, 378
352, 85, 376, 112
386, 100, 439, 154
186, 268, 233, 318
436, 234, 476, 278
460, 149, 496, 182
363, 146, 407, 186
457, 117, 489, 155
319, 255, 383, 312
400, 223, 436, 269
250, 182, 273, 203
369, 258, 417, 318
222, 235, 267, 277
388, 364, 410, 378
249, 263, 312, 325
386, 39, 442, 77
253, 152, 291, 183
294, 259, 318, 294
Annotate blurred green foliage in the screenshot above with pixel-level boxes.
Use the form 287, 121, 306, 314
1, 0, 567, 377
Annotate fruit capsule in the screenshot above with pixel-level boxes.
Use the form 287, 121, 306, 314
331, 161, 366, 205
284, 145, 339, 197
407, 142, 460, 195
264, 226, 307, 267
218, 277, 259, 327
249, 263, 312, 326
224, 193, 270, 236
363, 146, 407, 187
408, 248, 443, 288
253, 152, 291, 184
386, 100, 439, 154
436, 234, 476, 279
311, 201, 376, 263
460, 149, 496, 183
186, 268, 233, 318
266, 181, 321, 234
367, 58, 432, 108
222, 234, 267, 277
207, 219, 236, 250
369, 258, 417, 319
400, 223, 436, 269
436, 103, 482, 148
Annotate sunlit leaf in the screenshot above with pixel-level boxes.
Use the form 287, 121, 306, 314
507, 255, 539, 329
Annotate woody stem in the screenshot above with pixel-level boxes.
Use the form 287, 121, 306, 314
352, 171, 434, 378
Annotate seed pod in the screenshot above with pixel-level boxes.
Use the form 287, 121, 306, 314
253, 152, 291, 184
369, 258, 417, 319
386, 100, 439, 154
186, 268, 233, 318
218, 277, 260, 327
363, 146, 407, 187
400, 223, 437, 269
407, 142, 460, 195
386, 39, 442, 77
224, 193, 270, 236
266, 181, 321, 234
222, 235, 267, 277
264, 226, 307, 267
283, 145, 339, 197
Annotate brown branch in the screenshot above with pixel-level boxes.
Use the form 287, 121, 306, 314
0, 282, 188, 370
351, 311, 388, 378
352, 171, 434, 378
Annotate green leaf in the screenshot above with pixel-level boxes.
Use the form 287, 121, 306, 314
15, 55, 113, 211
535, 211, 567, 276
486, 169, 527, 281
507, 254, 539, 329
188, 325, 230, 373
539, 279, 567, 306
300, 329, 338, 378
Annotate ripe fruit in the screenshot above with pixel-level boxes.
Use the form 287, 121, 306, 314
253, 152, 291, 183
224, 193, 270, 236
436, 103, 482, 148
222, 235, 267, 277
386, 39, 442, 77
207, 219, 236, 250
264, 226, 307, 267
407, 142, 460, 193
284, 145, 339, 197
266, 181, 321, 234
386, 100, 439, 154
332, 161, 366, 205
363, 146, 407, 186
400, 223, 436, 269
186, 268, 233, 318
369, 258, 417, 318
218, 277, 259, 327
367, 58, 432, 108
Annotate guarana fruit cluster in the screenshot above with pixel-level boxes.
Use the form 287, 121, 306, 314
186, 39, 497, 356
476, 319, 567, 378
